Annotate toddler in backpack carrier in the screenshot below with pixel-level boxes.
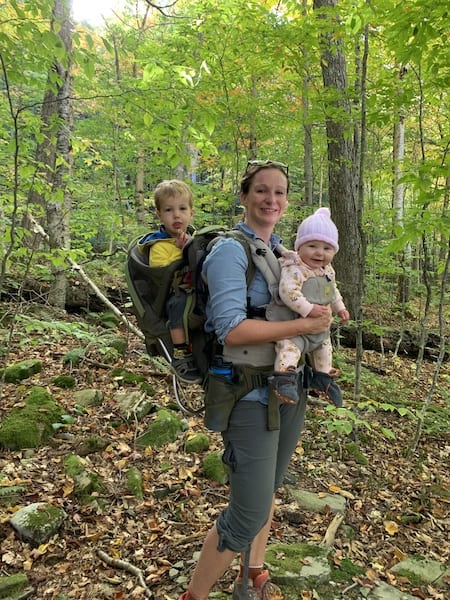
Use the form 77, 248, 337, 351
138, 180, 202, 384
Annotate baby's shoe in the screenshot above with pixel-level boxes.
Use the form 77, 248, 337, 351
268, 370, 299, 404
309, 370, 343, 407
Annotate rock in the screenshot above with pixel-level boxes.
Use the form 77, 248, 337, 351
135, 409, 183, 448
265, 542, 331, 586
369, 581, 417, 599
72, 389, 103, 407
390, 555, 450, 586
185, 433, 210, 453
0, 386, 63, 450
1, 359, 42, 383
0, 573, 30, 599
203, 450, 228, 484
286, 486, 347, 514
114, 390, 154, 421
10, 502, 66, 545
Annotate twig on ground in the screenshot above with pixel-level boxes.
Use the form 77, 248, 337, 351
97, 548, 152, 598
171, 531, 205, 546
321, 513, 344, 547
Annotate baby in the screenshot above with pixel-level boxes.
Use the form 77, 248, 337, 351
269, 207, 350, 405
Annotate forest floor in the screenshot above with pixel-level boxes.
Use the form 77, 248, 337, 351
0, 303, 449, 600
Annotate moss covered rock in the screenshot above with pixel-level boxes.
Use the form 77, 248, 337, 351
9, 502, 66, 545
64, 454, 85, 477
203, 450, 228, 484
126, 466, 144, 500
0, 387, 63, 450
111, 368, 147, 385
52, 375, 76, 389
135, 409, 183, 448
0, 573, 30, 599
185, 433, 210, 453
63, 454, 105, 504
1, 359, 42, 383
265, 542, 331, 586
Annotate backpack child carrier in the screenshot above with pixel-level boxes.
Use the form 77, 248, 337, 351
125, 225, 256, 414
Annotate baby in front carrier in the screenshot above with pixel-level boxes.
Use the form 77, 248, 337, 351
269, 207, 350, 406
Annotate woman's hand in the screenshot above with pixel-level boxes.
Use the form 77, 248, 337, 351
300, 311, 332, 335
307, 304, 329, 318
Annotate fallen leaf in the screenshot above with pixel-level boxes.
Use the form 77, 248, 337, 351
384, 520, 399, 535
394, 546, 408, 561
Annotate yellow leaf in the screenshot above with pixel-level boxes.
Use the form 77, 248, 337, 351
179, 466, 193, 479
23, 558, 33, 571
329, 484, 342, 493
1, 551, 15, 565
328, 484, 355, 499
384, 520, 399, 535
116, 457, 129, 469
394, 546, 407, 561
63, 481, 74, 497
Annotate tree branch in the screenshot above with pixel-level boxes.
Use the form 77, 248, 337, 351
97, 549, 152, 597
23, 212, 144, 340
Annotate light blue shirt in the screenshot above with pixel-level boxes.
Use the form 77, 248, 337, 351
202, 221, 283, 404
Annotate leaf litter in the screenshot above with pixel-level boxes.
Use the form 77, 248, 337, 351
0, 314, 448, 599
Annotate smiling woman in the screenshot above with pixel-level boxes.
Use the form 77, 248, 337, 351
72, 0, 123, 26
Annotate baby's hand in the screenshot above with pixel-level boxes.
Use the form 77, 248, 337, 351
338, 309, 350, 323
308, 304, 330, 318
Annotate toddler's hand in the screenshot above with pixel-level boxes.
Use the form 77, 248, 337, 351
175, 231, 191, 249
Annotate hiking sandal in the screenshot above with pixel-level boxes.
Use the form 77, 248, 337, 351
268, 371, 299, 404
171, 354, 203, 384
232, 570, 283, 599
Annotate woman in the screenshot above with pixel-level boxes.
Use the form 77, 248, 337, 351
178, 161, 332, 600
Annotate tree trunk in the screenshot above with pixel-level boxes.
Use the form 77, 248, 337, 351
392, 66, 410, 304
135, 149, 147, 226
28, 0, 73, 308
313, 0, 365, 321
302, 0, 313, 206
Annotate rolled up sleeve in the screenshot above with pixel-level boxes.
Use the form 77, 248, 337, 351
203, 238, 249, 345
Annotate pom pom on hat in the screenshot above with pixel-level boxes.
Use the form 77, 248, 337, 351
294, 207, 339, 252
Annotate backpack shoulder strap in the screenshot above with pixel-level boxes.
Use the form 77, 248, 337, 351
226, 231, 288, 304
204, 229, 287, 303
222, 230, 255, 287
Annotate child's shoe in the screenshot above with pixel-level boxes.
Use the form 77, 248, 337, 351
268, 370, 299, 404
172, 353, 202, 384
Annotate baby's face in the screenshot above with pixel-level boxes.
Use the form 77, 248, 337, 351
298, 240, 336, 269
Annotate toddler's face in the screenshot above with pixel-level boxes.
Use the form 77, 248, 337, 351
298, 240, 336, 269
157, 194, 194, 238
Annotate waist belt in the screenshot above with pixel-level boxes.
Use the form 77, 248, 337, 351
235, 364, 274, 390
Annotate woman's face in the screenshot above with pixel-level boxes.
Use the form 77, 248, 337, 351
241, 168, 288, 230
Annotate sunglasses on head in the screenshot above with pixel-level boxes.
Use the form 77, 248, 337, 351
245, 160, 289, 176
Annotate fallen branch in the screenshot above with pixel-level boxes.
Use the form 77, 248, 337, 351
321, 513, 344, 547
24, 212, 144, 340
97, 548, 152, 598
171, 530, 205, 547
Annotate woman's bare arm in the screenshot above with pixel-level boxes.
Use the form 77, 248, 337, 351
225, 310, 332, 346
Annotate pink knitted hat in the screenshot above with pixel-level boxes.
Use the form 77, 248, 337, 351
294, 207, 339, 252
